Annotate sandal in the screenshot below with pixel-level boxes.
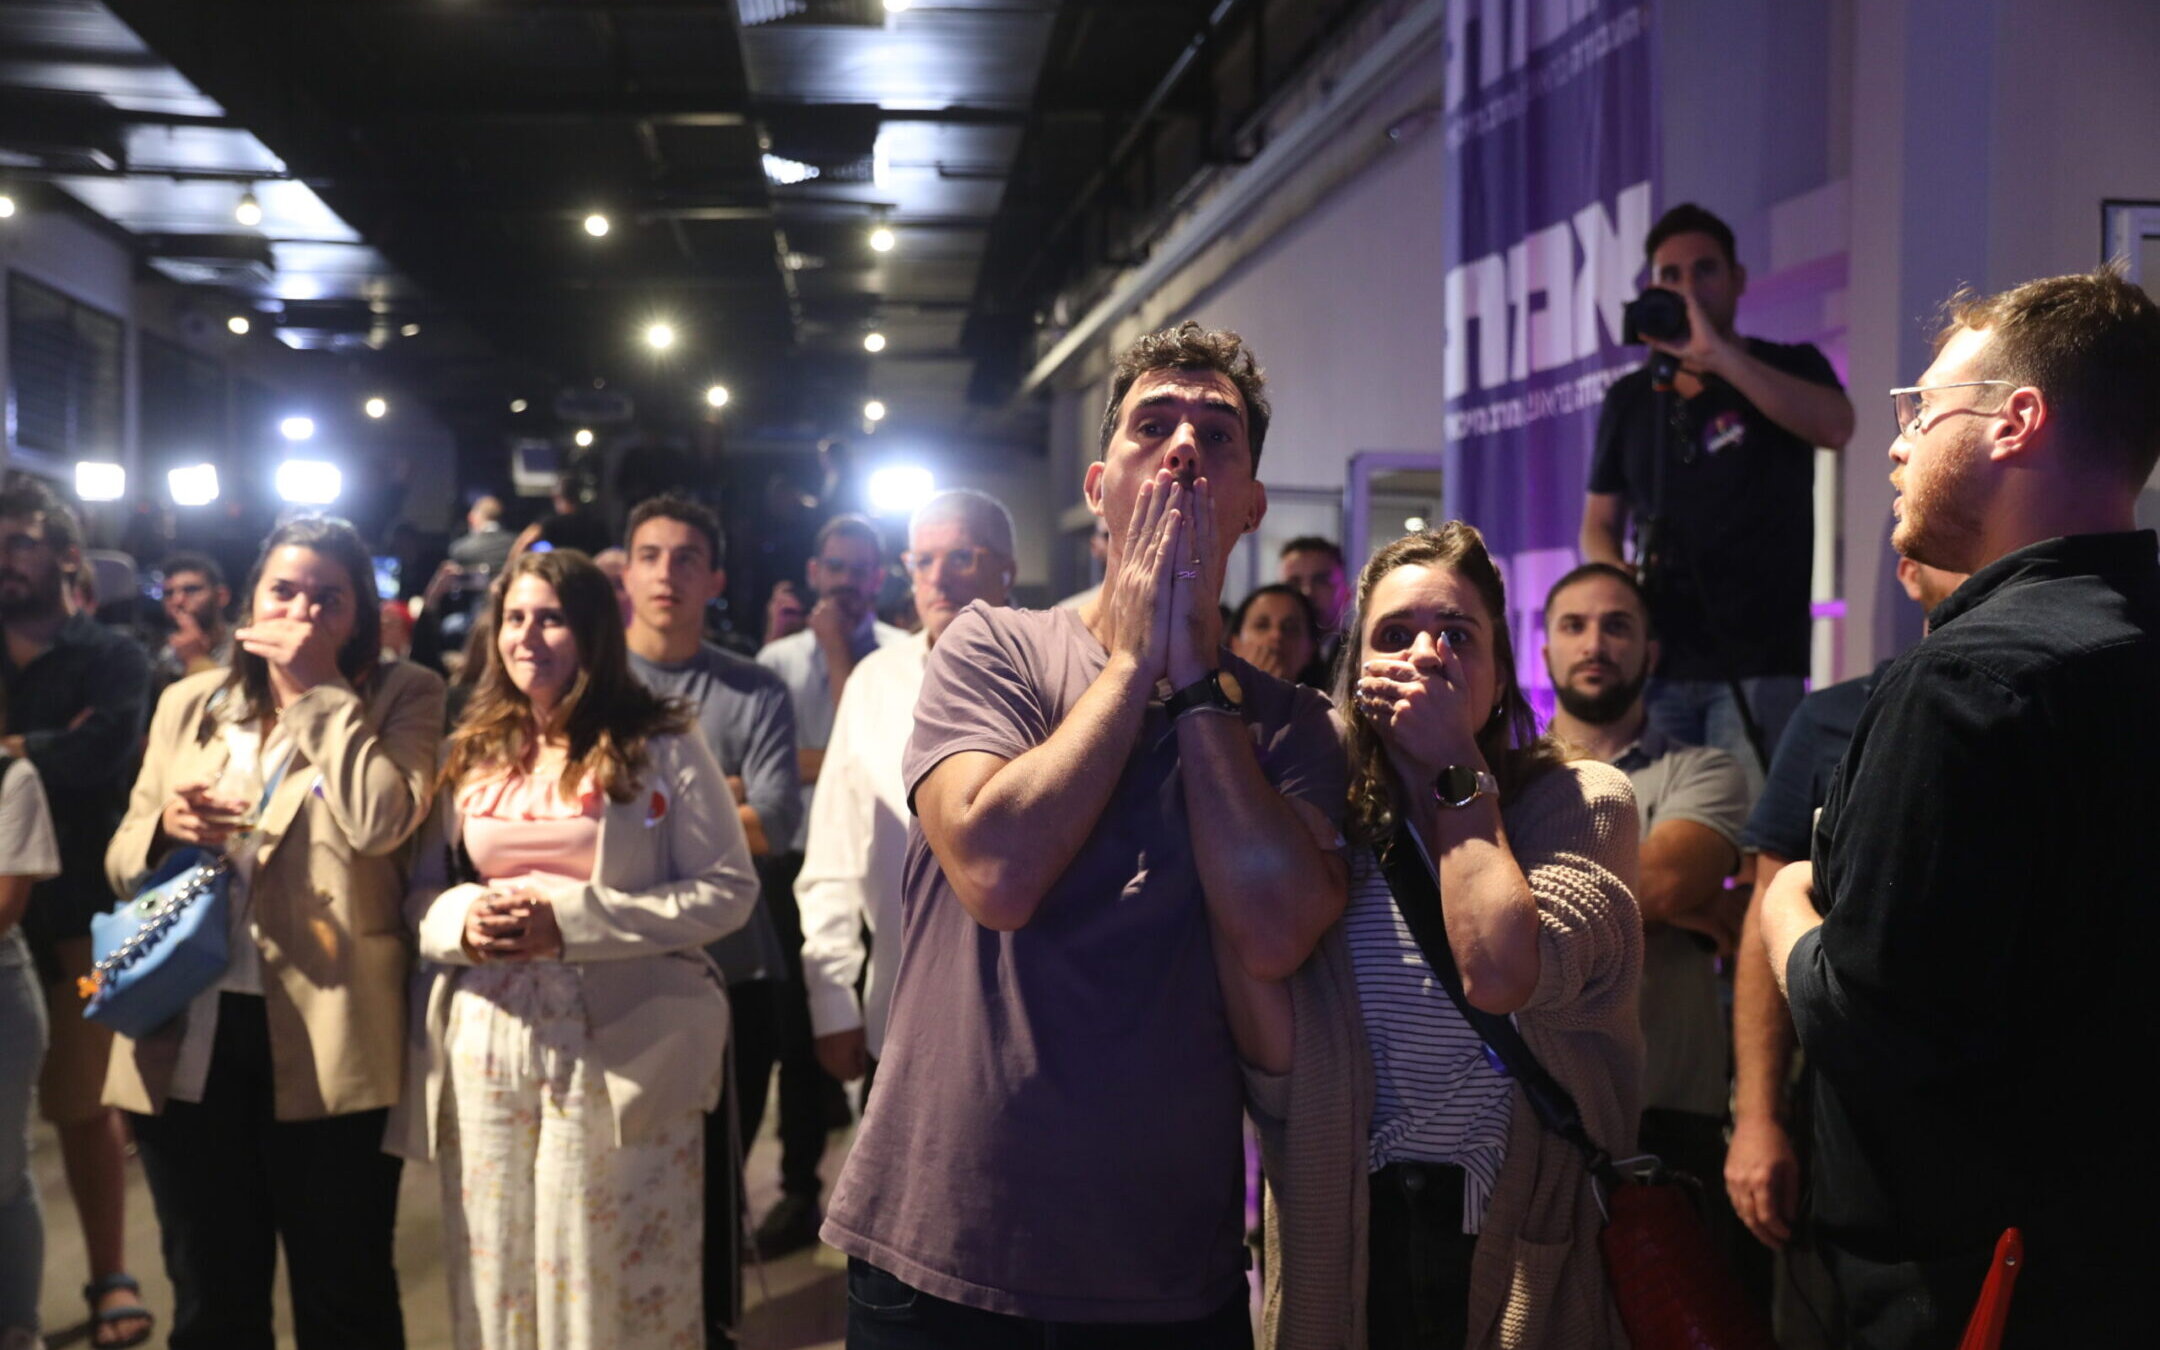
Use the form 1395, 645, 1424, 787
83, 1273, 155, 1350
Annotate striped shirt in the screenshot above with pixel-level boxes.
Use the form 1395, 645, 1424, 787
1345, 843, 1514, 1233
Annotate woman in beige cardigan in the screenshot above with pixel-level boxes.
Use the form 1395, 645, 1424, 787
394, 547, 756, 1350
107, 515, 445, 1350
1220, 525, 1644, 1350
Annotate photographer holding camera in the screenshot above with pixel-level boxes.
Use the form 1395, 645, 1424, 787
1581, 204, 1854, 790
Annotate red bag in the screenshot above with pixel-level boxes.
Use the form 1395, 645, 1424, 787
1599, 1177, 1776, 1350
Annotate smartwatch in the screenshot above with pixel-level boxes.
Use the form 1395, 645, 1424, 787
1433, 765, 1499, 809
1164, 669, 1244, 720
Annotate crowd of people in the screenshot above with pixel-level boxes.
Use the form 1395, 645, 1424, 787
2, 201, 2158, 1350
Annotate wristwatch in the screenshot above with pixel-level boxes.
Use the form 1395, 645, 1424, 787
1164, 669, 1244, 720
1433, 765, 1499, 809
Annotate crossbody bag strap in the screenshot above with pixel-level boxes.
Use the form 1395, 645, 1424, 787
1373, 828, 1614, 1182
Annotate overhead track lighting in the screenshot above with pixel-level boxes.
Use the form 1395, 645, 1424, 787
75, 462, 125, 502
863, 399, 888, 423
364, 396, 389, 419
235, 190, 263, 227
168, 464, 220, 507
868, 224, 896, 254
574, 428, 595, 448
705, 385, 731, 409
227, 315, 251, 335
0, 194, 16, 219
645, 322, 677, 351
276, 460, 343, 506
584, 213, 611, 238
863, 331, 887, 353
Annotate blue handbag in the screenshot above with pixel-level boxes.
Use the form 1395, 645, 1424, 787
81, 743, 292, 1039
82, 847, 235, 1039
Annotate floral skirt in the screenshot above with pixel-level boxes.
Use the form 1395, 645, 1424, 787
440, 962, 703, 1350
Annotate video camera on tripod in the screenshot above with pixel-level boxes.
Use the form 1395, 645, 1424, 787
1622, 286, 1689, 392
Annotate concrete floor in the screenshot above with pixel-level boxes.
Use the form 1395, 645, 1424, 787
32, 1105, 852, 1350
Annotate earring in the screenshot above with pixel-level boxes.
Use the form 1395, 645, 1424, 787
1488, 703, 1506, 724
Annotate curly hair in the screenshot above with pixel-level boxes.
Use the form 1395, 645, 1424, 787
1096, 320, 1271, 467
442, 548, 687, 805
1335, 523, 1572, 846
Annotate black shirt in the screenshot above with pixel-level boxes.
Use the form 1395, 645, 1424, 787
1738, 663, 1884, 861
1, 611, 151, 957
1588, 339, 1841, 679
1788, 532, 2160, 1324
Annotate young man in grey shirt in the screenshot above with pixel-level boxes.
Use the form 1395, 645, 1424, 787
619, 494, 800, 1350
824, 323, 1349, 1345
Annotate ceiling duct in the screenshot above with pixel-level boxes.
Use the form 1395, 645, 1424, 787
142, 233, 277, 288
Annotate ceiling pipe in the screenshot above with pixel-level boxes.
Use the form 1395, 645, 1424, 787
1018, 0, 1446, 398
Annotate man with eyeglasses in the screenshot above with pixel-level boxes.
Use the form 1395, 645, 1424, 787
753, 512, 906, 1258
0, 478, 155, 1348
1761, 270, 2160, 1346
797, 489, 1017, 1105
1582, 203, 1856, 794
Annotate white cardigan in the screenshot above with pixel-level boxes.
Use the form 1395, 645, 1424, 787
388, 729, 758, 1156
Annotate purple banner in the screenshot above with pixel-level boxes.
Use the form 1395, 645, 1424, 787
1440, 0, 1660, 707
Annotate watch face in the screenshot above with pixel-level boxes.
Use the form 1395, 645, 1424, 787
1217, 670, 1243, 707
1435, 765, 1480, 806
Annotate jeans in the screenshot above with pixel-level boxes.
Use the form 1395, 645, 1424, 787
1366, 1163, 1477, 1350
0, 932, 48, 1340
1642, 675, 1807, 797
845, 1258, 1252, 1350
128, 993, 406, 1350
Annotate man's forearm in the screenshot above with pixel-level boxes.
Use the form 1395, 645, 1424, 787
1733, 857, 1798, 1122
1580, 512, 1628, 568
926, 655, 1154, 928
1177, 710, 1346, 980
1715, 347, 1855, 449
1759, 860, 1823, 1001
738, 803, 770, 856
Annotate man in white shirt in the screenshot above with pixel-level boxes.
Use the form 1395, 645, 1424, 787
751, 513, 906, 1256
797, 490, 1016, 1091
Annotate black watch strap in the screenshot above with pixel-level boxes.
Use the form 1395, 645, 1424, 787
1164, 670, 1240, 720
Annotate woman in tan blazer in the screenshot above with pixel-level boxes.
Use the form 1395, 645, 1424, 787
393, 547, 756, 1350
105, 515, 444, 1350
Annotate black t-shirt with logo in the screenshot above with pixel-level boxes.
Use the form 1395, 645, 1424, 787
1588, 338, 1841, 680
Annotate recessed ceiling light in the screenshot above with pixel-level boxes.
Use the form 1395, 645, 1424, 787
584, 213, 611, 238
509, 398, 528, 414
868, 225, 896, 254
227, 315, 251, 335
863, 399, 887, 423
0, 195, 16, 219
235, 191, 263, 227
574, 428, 595, 448
401, 322, 421, 338
364, 396, 388, 419
706, 384, 731, 409
863, 331, 887, 354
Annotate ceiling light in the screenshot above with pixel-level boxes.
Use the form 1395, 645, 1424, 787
885, 0, 914, 12
863, 399, 887, 423
867, 465, 934, 514
275, 460, 343, 506
75, 462, 125, 502
509, 398, 528, 414
279, 416, 316, 442
584, 213, 611, 238
168, 464, 220, 507
235, 191, 263, 227
400, 322, 421, 338
705, 384, 731, 409
0, 195, 16, 219
762, 154, 820, 186
644, 322, 676, 351
574, 428, 595, 448
364, 396, 389, 419
868, 225, 897, 254
863, 331, 887, 354
227, 314, 251, 336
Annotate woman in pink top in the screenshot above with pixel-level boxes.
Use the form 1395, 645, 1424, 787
398, 549, 757, 1350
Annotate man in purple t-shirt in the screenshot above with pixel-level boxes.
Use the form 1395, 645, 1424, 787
823, 322, 1349, 1347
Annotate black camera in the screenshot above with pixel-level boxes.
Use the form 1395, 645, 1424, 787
1622, 286, 1690, 346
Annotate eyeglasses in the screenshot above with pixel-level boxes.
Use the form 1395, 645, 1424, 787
1890, 380, 2018, 439
901, 546, 1002, 578
1, 532, 51, 557
813, 556, 882, 580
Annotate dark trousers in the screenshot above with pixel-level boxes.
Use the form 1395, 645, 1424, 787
1366, 1162, 1477, 1350
760, 852, 837, 1199
127, 993, 404, 1350
845, 1258, 1252, 1350
703, 976, 782, 1346
1638, 1107, 1772, 1311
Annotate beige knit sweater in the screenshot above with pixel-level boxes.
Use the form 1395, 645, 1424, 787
1247, 759, 1645, 1349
